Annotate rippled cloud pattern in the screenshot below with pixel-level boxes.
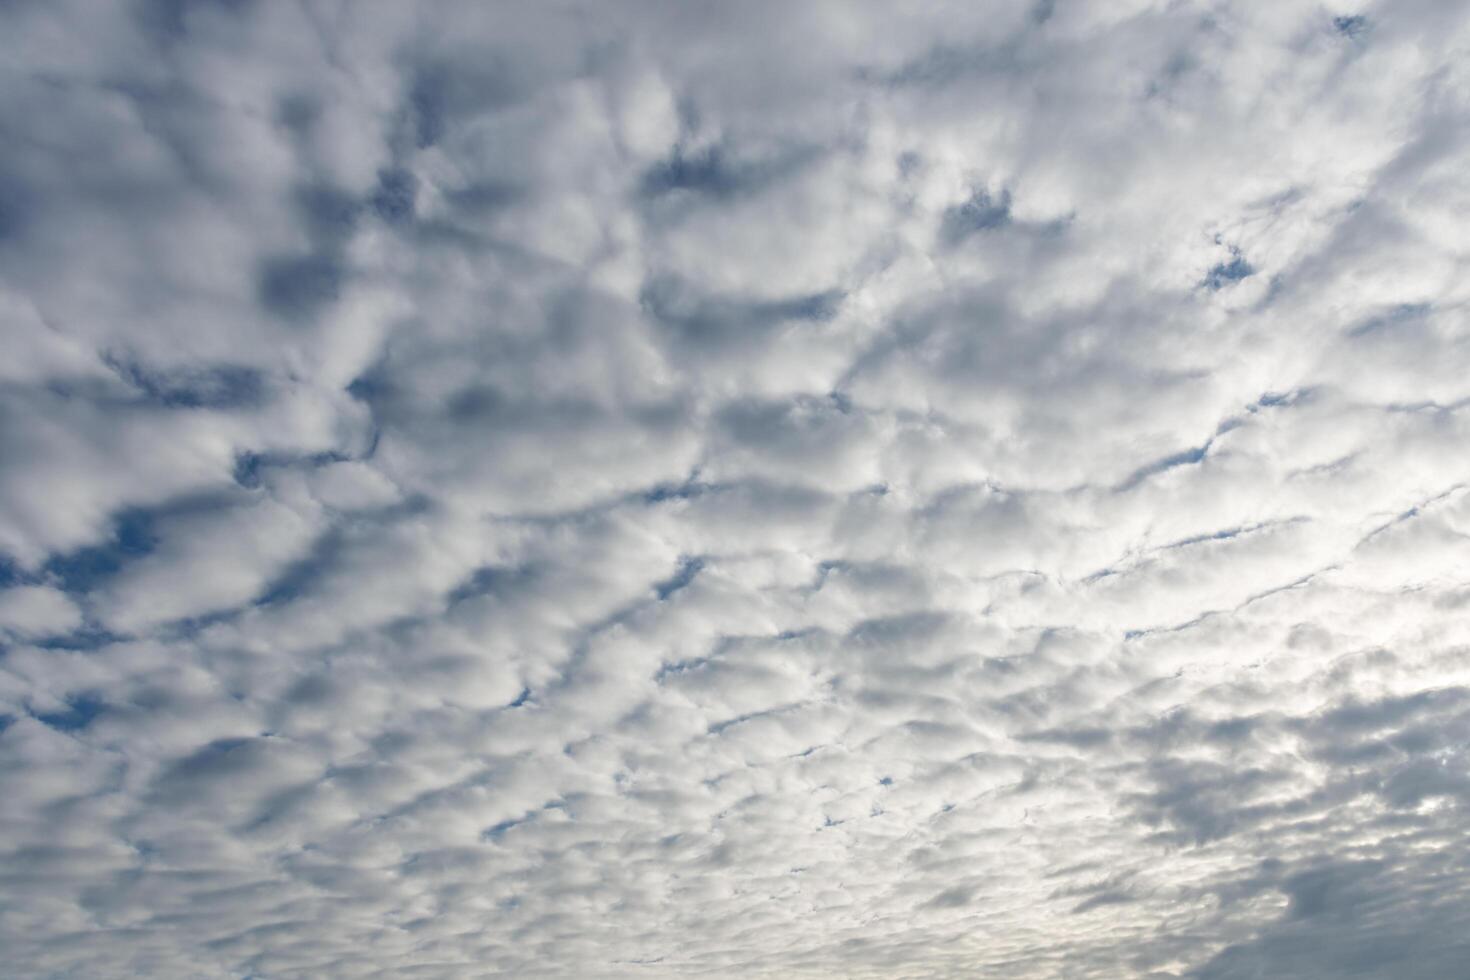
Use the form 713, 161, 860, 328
3, 2, 1470, 978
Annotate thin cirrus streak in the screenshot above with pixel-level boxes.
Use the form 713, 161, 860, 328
2, 2, 1469, 978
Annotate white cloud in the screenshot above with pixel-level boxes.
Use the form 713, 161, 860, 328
2, 1, 1470, 977
0, 586, 82, 640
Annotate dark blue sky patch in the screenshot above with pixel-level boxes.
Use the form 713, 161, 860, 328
1253, 390, 1297, 409
33, 694, 106, 732
1164, 525, 1242, 549
448, 562, 537, 605
444, 384, 513, 423
639, 476, 709, 505
1146, 51, 1199, 101
941, 188, 1012, 244
1117, 440, 1212, 491
871, 39, 1028, 89
404, 58, 522, 151
33, 626, 126, 651
482, 805, 549, 842
1283, 861, 1384, 919
757, 289, 845, 323
293, 183, 360, 247
282, 672, 334, 707
1345, 302, 1431, 339
442, 180, 522, 216
923, 885, 974, 909
107, 357, 266, 410
134, 0, 255, 45
641, 145, 746, 199
653, 556, 704, 600
716, 395, 843, 449
345, 362, 393, 406
654, 655, 715, 683
275, 93, 319, 137
145, 609, 244, 644
641, 276, 845, 348
233, 451, 266, 488
150, 736, 271, 805
345, 376, 388, 405
1018, 726, 1115, 749
706, 704, 799, 736
1202, 252, 1255, 290
1071, 891, 1135, 915
0, 167, 35, 246
371, 167, 418, 224
257, 253, 343, 321
639, 143, 817, 204
877, 46, 974, 88
45, 509, 158, 594
253, 529, 342, 607
408, 67, 448, 149
232, 449, 354, 489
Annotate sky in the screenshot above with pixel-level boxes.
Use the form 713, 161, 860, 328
2, 1, 1470, 977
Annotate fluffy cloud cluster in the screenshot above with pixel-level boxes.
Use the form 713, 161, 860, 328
3, 1, 1470, 977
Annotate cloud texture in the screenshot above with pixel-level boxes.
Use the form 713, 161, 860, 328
3, 1, 1470, 977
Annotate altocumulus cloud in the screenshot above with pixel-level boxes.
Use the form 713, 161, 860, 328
2, 1, 1470, 978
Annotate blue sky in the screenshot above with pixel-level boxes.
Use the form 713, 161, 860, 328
3, 1, 1470, 977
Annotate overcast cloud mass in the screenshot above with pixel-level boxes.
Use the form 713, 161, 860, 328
3, 1, 1470, 977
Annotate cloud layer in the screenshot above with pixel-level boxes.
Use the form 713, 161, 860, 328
3, 1, 1470, 977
